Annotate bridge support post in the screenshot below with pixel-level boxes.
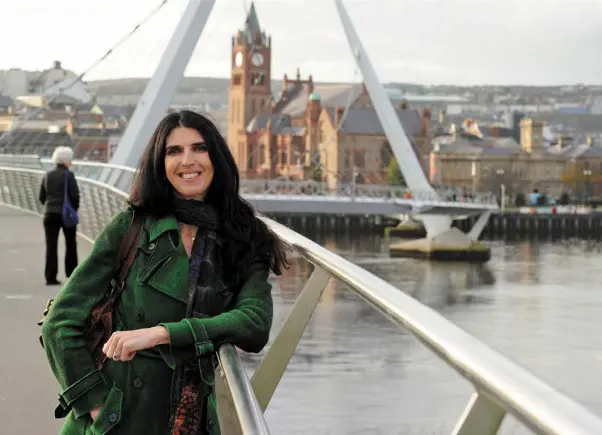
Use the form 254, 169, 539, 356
452, 392, 506, 435
251, 267, 330, 410
335, 0, 495, 261
109, 0, 216, 170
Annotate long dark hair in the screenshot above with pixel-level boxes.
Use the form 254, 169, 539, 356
129, 110, 288, 276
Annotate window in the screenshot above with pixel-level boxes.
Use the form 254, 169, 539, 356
250, 72, 266, 86
318, 121, 323, 144
280, 145, 287, 165
380, 141, 392, 169
248, 143, 255, 170
353, 149, 365, 168
232, 74, 241, 85
344, 149, 351, 168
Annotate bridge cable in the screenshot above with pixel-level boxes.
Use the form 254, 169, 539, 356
0, 0, 170, 150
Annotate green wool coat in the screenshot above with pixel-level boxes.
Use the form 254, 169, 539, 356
42, 208, 274, 435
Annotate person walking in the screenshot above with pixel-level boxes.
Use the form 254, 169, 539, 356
39, 146, 80, 285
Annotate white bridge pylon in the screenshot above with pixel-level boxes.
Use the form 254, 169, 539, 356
109, 0, 497, 241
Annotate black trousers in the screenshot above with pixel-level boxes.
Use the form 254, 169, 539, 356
43, 213, 78, 282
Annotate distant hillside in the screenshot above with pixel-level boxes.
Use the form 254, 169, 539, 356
87, 76, 234, 96
85, 76, 357, 107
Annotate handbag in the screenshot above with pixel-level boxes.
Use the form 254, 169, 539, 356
38, 211, 145, 369
62, 170, 79, 229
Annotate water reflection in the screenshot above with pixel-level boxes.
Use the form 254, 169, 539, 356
240, 234, 602, 434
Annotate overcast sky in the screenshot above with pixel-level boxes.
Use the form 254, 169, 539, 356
2, 0, 602, 86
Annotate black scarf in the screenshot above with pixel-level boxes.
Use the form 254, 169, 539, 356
168, 196, 237, 434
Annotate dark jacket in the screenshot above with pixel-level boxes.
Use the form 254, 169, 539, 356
41, 208, 274, 435
39, 165, 80, 216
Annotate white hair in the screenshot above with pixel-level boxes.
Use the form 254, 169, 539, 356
51, 146, 74, 165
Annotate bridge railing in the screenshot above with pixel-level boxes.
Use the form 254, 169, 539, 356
62, 159, 498, 205
0, 155, 498, 205
2, 164, 598, 434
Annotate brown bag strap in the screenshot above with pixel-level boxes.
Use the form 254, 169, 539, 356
110, 210, 145, 299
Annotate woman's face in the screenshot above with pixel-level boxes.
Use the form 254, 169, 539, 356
164, 126, 214, 201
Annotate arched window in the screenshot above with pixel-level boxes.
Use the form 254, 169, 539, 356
380, 140, 392, 169
248, 142, 256, 170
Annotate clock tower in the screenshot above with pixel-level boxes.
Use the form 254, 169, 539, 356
227, 2, 272, 170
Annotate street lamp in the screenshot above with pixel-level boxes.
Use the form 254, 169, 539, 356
583, 168, 592, 202
496, 168, 506, 211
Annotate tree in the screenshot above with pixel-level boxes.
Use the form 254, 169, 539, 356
559, 192, 570, 205
515, 193, 526, 206
307, 154, 323, 182
387, 158, 406, 186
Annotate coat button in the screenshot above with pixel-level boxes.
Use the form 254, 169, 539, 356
133, 378, 143, 388
148, 243, 156, 250
108, 413, 118, 423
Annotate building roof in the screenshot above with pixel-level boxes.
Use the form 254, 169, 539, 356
324, 107, 422, 137
0, 95, 13, 108
246, 113, 290, 133
73, 128, 121, 138
434, 135, 522, 155
434, 133, 602, 160
238, 2, 268, 46
274, 83, 364, 117
0, 130, 74, 155
550, 143, 602, 158
244, 3, 261, 43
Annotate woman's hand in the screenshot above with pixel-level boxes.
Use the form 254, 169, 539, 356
102, 326, 170, 362
90, 405, 102, 421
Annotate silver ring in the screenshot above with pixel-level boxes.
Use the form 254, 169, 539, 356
113, 353, 121, 360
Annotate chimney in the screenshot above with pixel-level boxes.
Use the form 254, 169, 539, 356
557, 135, 572, 150
307, 93, 321, 123
66, 117, 75, 136
281, 74, 288, 98
587, 136, 594, 147
296, 68, 301, 82
438, 108, 446, 127
266, 97, 273, 115
335, 106, 345, 127
420, 108, 432, 137
519, 118, 544, 153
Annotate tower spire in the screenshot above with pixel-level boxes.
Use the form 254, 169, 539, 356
243, 2, 262, 45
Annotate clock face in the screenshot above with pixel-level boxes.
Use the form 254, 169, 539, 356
234, 52, 243, 67
251, 52, 264, 67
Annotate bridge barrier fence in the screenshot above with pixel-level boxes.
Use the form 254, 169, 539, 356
0, 154, 498, 205
2, 164, 598, 434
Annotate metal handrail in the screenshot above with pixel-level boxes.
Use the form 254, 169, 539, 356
2, 164, 601, 434
261, 218, 602, 435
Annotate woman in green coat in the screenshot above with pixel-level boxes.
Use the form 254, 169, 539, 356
42, 110, 288, 435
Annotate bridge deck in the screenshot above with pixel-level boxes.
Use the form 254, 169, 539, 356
0, 206, 92, 434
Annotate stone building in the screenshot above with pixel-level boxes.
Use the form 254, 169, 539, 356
226, 2, 432, 186
430, 118, 602, 200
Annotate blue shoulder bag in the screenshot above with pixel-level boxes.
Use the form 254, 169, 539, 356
62, 170, 79, 228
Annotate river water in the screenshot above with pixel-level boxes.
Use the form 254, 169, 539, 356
241, 235, 602, 435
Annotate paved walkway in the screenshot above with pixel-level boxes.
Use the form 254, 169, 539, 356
0, 206, 92, 434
